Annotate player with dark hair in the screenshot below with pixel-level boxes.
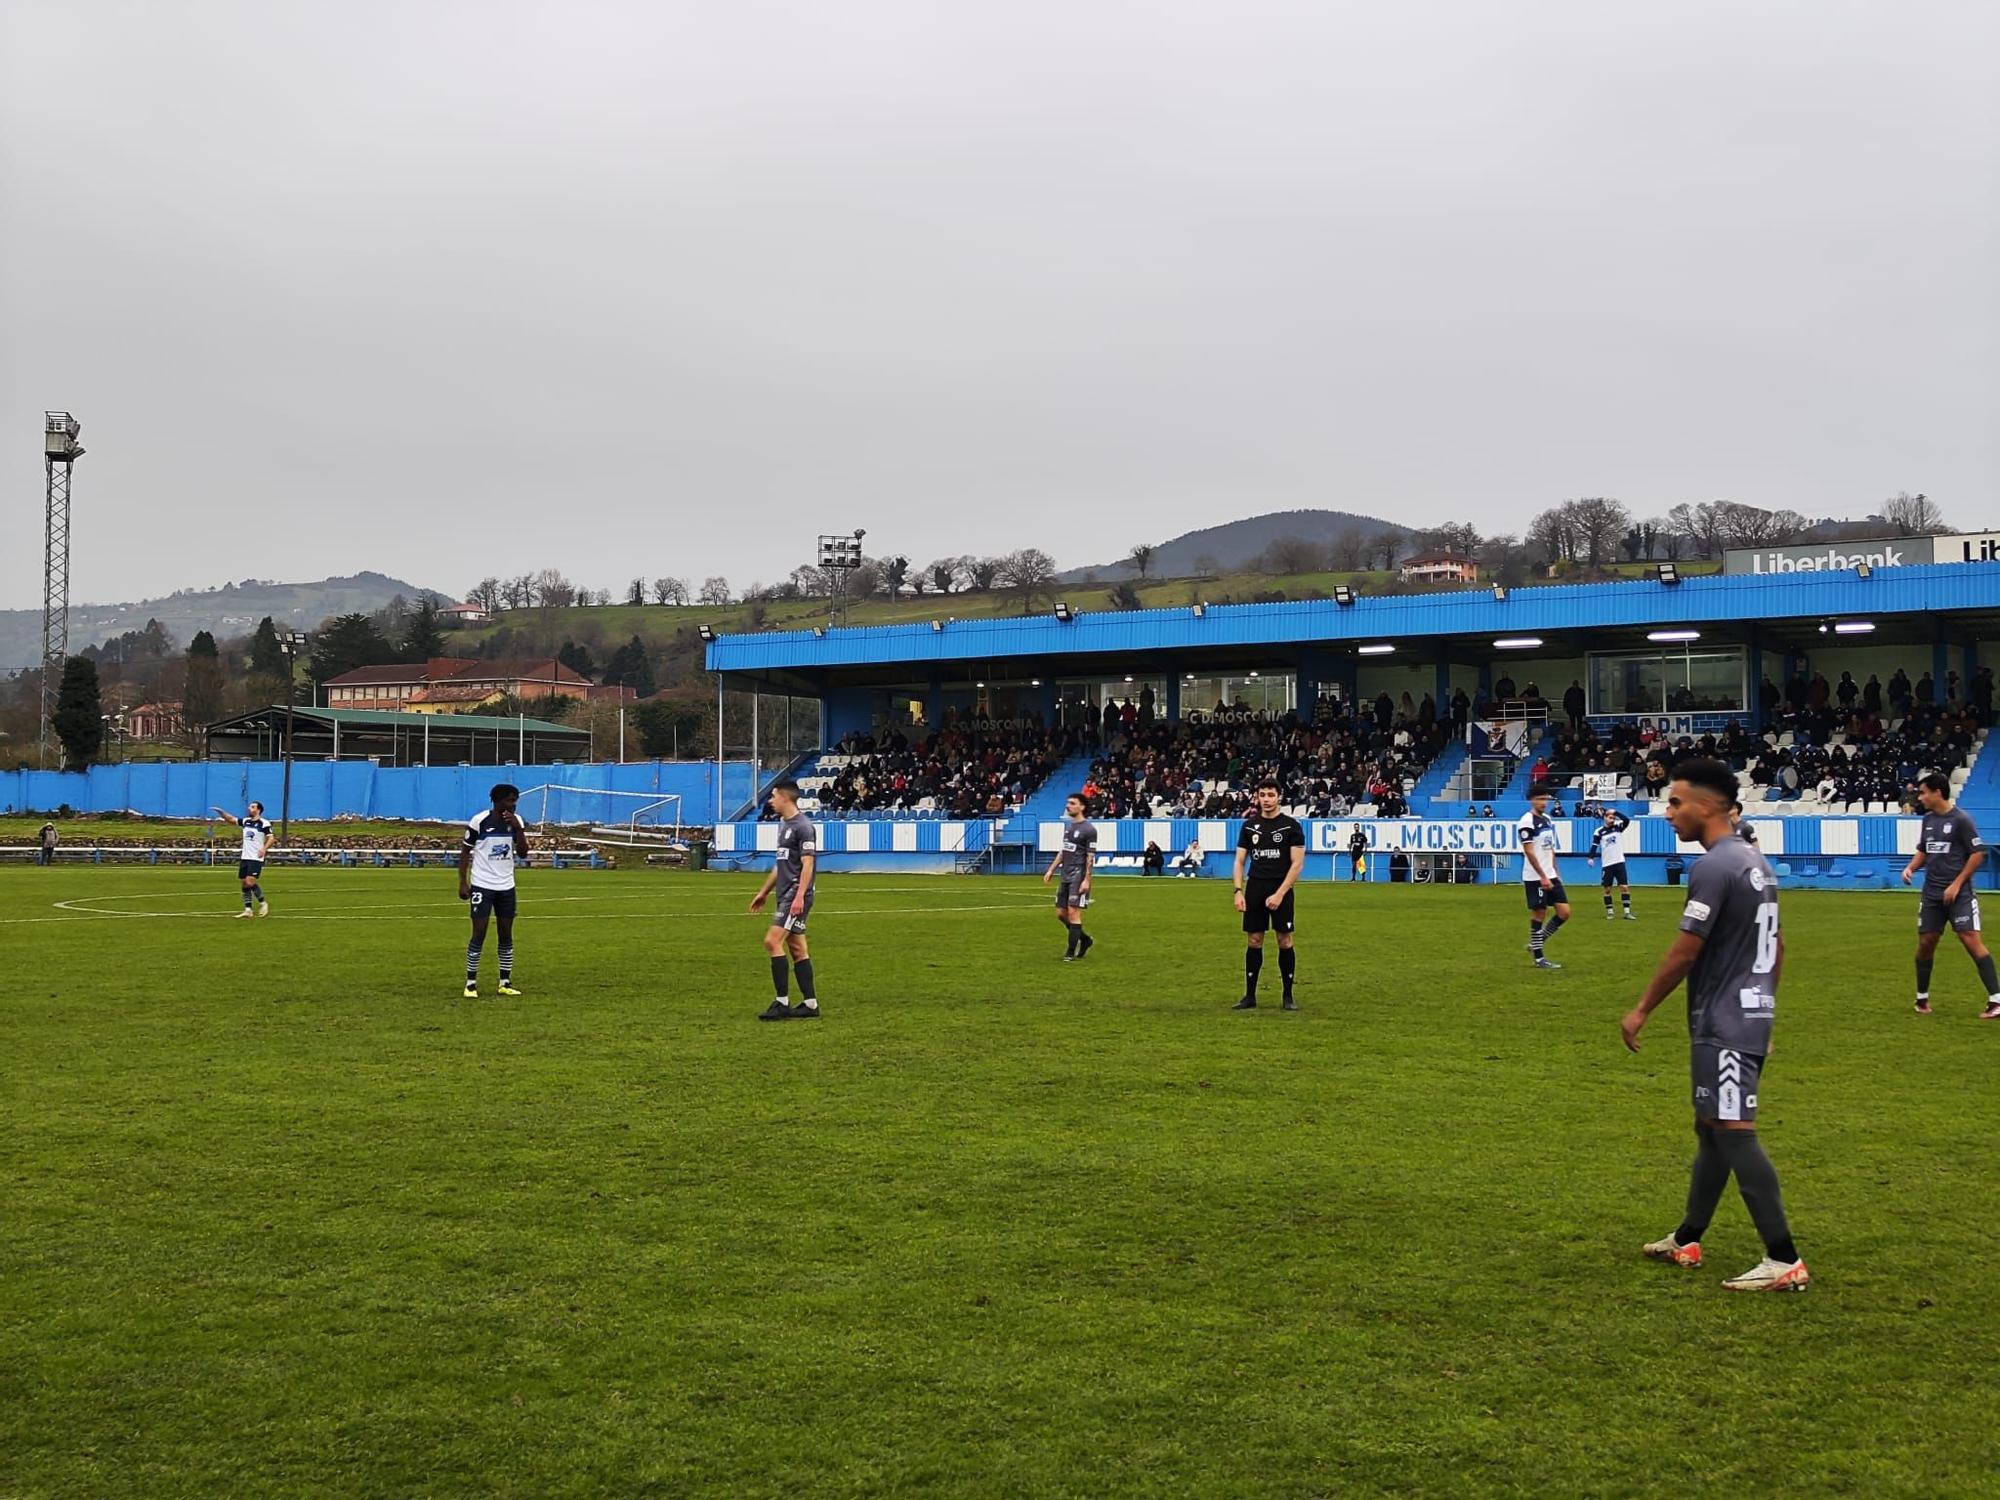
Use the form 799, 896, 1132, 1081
1347, 824, 1369, 881
752, 778, 821, 1018
1902, 770, 1999, 1018
213, 800, 276, 917
1232, 779, 1305, 1010
459, 782, 529, 997
1042, 793, 1096, 960
1518, 786, 1569, 969
1623, 757, 1808, 1292
1589, 808, 1636, 920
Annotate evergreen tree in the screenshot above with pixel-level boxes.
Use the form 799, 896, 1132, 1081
53, 657, 104, 767
557, 640, 597, 678
602, 636, 656, 697
402, 596, 447, 660
183, 631, 225, 729
249, 617, 288, 679
308, 613, 395, 687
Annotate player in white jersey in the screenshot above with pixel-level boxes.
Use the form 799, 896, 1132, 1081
1517, 787, 1570, 969
458, 782, 530, 998
213, 801, 277, 917
1589, 809, 1636, 920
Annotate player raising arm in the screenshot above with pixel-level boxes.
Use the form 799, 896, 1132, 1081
1621, 758, 1807, 1293
1589, 808, 1636, 920
213, 801, 276, 918
459, 782, 529, 998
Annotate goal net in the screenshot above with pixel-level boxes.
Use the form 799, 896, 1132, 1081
522, 785, 685, 846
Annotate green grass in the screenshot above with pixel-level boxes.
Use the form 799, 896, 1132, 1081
3, 870, 1995, 1497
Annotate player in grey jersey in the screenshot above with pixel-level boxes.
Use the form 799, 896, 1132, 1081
1901, 770, 2000, 1018
1041, 793, 1097, 960
751, 779, 821, 1020
1622, 758, 1808, 1292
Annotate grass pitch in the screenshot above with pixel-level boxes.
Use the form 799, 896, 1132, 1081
3, 868, 1997, 1498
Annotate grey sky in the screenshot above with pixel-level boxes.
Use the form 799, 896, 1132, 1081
3, 0, 1994, 610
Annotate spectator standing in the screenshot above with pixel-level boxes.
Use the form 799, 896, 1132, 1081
1563, 680, 1586, 731
39, 821, 58, 866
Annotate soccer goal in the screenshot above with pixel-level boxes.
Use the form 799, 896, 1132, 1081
521, 785, 685, 848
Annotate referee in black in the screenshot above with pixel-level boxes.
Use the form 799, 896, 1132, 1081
1233, 778, 1307, 1010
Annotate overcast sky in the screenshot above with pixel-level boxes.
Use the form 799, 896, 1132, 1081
3, 0, 1994, 609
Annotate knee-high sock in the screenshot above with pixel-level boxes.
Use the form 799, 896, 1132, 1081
1974, 952, 1999, 998
1717, 1131, 1799, 1263
770, 955, 790, 999
1676, 1124, 1731, 1243
1277, 945, 1296, 996
1541, 912, 1567, 942
1070, 921, 1087, 951
243, 887, 256, 909
1528, 917, 1544, 953
466, 940, 483, 982
1064, 920, 1079, 956
249, 882, 264, 902
793, 958, 816, 1002
498, 942, 513, 982
1916, 956, 1934, 997
1244, 945, 1263, 999
1622, 888, 1633, 911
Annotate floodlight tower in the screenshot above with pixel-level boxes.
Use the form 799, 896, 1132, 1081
816, 529, 867, 626
41, 412, 84, 767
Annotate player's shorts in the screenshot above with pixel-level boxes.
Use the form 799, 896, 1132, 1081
1523, 878, 1568, 911
468, 886, 518, 921
1918, 888, 1981, 935
1600, 861, 1629, 887
771, 891, 815, 934
1690, 1042, 1765, 1124
1054, 880, 1090, 911
237, 859, 264, 879
1242, 884, 1295, 934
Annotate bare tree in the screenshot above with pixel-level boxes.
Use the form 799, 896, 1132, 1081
1329, 529, 1370, 571
1259, 535, 1322, 574
1129, 542, 1158, 580
882, 556, 911, 594
1191, 552, 1224, 577
1567, 497, 1631, 569
967, 556, 1003, 591
1528, 505, 1576, 566
468, 577, 503, 612
626, 578, 647, 606
1414, 522, 1482, 556
850, 560, 886, 598
1369, 529, 1405, 571
998, 548, 1058, 610
697, 576, 731, 606
926, 559, 957, 595
1641, 517, 1679, 561
653, 576, 688, 605
1883, 491, 1945, 536
531, 569, 576, 610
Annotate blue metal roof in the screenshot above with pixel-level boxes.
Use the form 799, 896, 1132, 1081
708, 562, 2000, 675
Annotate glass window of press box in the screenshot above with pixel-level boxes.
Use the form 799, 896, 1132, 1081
1587, 647, 1746, 715
1056, 678, 1170, 728
1179, 672, 1297, 718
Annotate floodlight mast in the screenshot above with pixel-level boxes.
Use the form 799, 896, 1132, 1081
815, 529, 867, 626
41, 412, 83, 767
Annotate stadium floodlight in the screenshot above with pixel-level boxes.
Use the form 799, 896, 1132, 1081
1191, 602, 1206, 618
1856, 563, 1873, 579
975, 680, 985, 688
697, 624, 716, 642
1030, 678, 1042, 686
1333, 585, 1356, 606
931, 618, 944, 631
812, 626, 826, 638
1656, 562, 1681, 585
1492, 584, 1508, 601
1053, 602, 1074, 622
1123, 674, 1134, 682
1833, 620, 1876, 634
1357, 643, 1395, 655
1647, 630, 1701, 643
1248, 670, 1259, 678
1493, 636, 1542, 649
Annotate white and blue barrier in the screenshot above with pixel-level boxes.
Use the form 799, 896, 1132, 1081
704, 814, 1973, 889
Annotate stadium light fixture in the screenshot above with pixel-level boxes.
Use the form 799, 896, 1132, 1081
1647, 630, 1701, 643
1191, 602, 1206, 618
812, 626, 826, 638
1833, 620, 1876, 634
1856, 563, 1873, 579
1123, 675, 1134, 683
1656, 562, 1680, 585
1030, 678, 1042, 686
931, 618, 944, 631
1333, 585, 1356, 606
1248, 670, 1259, 678
1493, 637, 1542, 649
697, 624, 716, 642
975, 680, 985, 688
1357, 643, 1395, 655
1491, 585, 1508, 601
1053, 602, 1074, 622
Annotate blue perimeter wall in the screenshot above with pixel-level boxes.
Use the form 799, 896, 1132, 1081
0, 760, 761, 825
709, 815, 1965, 891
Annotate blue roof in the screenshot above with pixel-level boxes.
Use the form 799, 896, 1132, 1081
708, 562, 2000, 676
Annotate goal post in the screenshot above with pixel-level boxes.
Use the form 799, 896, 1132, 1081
521, 785, 685, 846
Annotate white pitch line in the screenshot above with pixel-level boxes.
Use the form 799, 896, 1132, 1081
9, 900, 1049, 926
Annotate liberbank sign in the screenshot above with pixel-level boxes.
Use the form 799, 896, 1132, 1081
1724, 533, 2000, 575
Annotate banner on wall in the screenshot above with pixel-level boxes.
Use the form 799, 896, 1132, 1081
1309, 820, 1563, 854
1468, 720, 1530, 757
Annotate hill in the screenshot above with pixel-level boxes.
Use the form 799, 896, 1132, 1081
0, 572, 443, 670
1060, 509, 1415, 582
